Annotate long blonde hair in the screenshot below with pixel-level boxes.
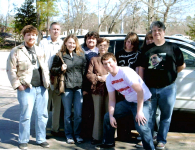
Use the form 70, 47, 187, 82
60, 34, 83, 56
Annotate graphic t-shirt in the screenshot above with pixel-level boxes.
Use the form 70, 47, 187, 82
106, 67, 151, 103
115, 49, 141, 70
140, 42, 184, 88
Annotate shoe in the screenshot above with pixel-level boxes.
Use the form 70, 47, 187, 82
153, 136, 157, 142
156, 142, 165, 149
135, 141, 143, 148
51, 131, 65, 137
137, 134, 141, 140
67, 138, 75, 144
18, 143, 28, 149
91, 138, 101, 145
95, 143, 115, 149
76, 137, 84, 143
38, 141, 50, 148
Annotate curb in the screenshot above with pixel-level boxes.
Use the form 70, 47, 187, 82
0, 49, 11, 52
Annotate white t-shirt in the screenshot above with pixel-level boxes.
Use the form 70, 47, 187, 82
106, 67, 151, 103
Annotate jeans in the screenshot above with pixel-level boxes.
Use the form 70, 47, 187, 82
61, 88, 83, 139
17, 86, 48, 144
103, 100, 154, 150
149, 82, 176, 144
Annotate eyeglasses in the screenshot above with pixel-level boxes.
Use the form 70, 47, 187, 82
152, 28, 163, 33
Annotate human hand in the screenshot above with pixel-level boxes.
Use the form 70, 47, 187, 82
136, 111, 147, 126
97, 75, 107, 82
61, 64, 67, 71
110, 116, 117, 128
18, 85, 28, 91
83, 91, 88, 95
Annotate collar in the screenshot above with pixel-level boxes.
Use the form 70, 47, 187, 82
47, 36, 61, 45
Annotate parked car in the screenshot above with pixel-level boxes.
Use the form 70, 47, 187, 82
172, 34, 191, 39
0, 32, 13, 38
61, 34, 195, 132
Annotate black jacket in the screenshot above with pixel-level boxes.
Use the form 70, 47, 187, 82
51, 51, 86, 89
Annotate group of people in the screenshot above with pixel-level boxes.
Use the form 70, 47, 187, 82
6, 20, 185, 150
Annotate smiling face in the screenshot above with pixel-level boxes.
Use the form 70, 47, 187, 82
24, 32, 37, 47
146, 34, 154, 45
102, 58, 118, 75
65, 38, 76, 53
152, 26, 165, 42
97, 41, 109, 56
86, 36, 97, 49
49, 24, 61, 42
125, 38, 134, 52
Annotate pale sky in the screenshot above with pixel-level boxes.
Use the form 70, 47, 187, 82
0, 0, 115, 17
0, 0, 194, 18
0, 0, 24, 16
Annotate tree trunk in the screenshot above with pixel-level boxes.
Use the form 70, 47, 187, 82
148, 0, 155, 30
36, 0, 42, 45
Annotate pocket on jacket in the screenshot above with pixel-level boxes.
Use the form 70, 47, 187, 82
18, 60, 29, 70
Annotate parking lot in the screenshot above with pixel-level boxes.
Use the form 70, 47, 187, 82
1, 51, 195, 149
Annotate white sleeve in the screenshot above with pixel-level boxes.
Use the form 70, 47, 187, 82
39, 40, 45, 52
106, 75, 115, 92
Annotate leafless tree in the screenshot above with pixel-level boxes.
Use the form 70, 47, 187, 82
108, 1, 131, 33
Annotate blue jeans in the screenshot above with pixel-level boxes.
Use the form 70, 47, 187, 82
103, 100, 154, 150
149, 82, 176, 144
17, 86, 48, 144
61, 88, 83, 139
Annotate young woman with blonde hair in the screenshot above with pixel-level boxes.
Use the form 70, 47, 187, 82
51, 34, 86, 144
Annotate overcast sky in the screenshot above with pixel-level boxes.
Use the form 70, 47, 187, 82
0, 0, 194, 19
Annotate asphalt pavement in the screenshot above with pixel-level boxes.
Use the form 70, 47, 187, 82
1, 51, 195, 149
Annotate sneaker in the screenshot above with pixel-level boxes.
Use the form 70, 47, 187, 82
153, 136, 157, 142
76, 137, 84, 143
156, 142, 165, 149
38, 141, 50, 148
67, 138, 75, 144
137, 134, 141, 140
135, 141, 143, 148
95, 143, 115, 149
19, 143, 28, 149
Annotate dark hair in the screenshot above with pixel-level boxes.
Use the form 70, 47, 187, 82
101, 52, 116, 64
97, 38, 110, 46
50, 22, 60, 29
21, 25, 38, 36
150, 21, 166, 31
60, 34, 83, 56
150, 53, 161, 59
83, 31, 99, 47
124, 32, 139, 52
141, 31, 153, 51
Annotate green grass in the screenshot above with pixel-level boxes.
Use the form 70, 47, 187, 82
0, 45, 14, 50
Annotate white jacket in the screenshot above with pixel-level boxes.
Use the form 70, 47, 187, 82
6, 43, 50, 90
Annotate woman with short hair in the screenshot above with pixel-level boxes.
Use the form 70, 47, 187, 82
86, 38, 110, 145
